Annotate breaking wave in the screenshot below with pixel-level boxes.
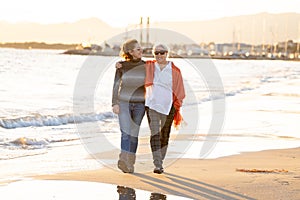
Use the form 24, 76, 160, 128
0, 112, 114, 129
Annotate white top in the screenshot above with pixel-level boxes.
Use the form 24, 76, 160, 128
145, 61, 173, 115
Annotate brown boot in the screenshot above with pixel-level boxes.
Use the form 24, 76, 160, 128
117, 151, 130, 173
127, 153, 136, 173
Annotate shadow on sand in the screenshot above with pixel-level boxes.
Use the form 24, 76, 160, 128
130, 172, 256, 200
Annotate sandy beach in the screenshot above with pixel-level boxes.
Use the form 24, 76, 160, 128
32, 147, 300, 200
1, 50, 300, 200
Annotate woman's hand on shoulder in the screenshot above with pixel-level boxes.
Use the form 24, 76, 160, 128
115, 62, 123, 69
112, 105, 120, 114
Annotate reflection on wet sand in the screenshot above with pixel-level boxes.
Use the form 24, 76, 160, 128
0, 180, 191, 199
117, 186, 167, 200
150, 192, 167, 200
117, 186, 136, 200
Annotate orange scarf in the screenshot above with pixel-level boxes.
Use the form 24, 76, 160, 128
145, 60, 185, 128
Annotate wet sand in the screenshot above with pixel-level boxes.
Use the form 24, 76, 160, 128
35, 147, 300, 200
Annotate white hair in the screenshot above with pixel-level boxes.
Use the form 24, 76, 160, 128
152, 43, 170, 53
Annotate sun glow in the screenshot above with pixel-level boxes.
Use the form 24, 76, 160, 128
1, 0, 299, 27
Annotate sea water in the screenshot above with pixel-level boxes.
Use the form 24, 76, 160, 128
0, 48, 300, 182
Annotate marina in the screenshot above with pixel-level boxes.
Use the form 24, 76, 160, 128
62, 17, 300, 61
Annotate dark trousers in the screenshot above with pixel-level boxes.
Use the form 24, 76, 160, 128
146, 105, 176, 167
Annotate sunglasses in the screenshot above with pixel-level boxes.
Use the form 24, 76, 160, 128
154, 51, 167, 55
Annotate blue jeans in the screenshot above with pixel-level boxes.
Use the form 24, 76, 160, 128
118, 101, 145, 153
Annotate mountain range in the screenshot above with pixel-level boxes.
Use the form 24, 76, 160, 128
1, 12, 299, 45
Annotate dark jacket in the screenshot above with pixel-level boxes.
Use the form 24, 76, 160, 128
112, 59, 146, 106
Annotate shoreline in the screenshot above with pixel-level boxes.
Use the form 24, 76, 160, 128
62, 49, 300, 62
31, 147, 300, 200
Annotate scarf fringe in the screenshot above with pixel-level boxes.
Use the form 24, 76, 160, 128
173, 110, 183, 130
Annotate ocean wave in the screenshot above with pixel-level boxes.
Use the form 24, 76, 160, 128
0, 136, 80, 154
0, 112, 114, 129
9, 137, 49, 148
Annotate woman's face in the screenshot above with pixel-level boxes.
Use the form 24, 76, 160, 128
129, 43, 143, 59
154, 47, 168, 64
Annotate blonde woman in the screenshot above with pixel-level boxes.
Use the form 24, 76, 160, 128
112, 39, 145, 173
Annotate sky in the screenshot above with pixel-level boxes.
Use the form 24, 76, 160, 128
1, 0, 300, 27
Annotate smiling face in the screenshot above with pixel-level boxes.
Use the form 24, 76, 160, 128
153, 45, 168, 64
129, 43, 143, 60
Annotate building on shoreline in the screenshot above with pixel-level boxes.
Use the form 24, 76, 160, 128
62, 39, 300, 61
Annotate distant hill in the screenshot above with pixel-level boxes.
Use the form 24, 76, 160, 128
152, 12, 300, 45
0, 13, 299, 45
0, 18, 122, 44
0, 42, 78, 50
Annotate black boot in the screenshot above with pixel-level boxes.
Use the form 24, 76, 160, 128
152, 150, 164, 174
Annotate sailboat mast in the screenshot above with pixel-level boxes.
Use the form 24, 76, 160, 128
146, 17, 150, 46
140, 17, 143, 45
